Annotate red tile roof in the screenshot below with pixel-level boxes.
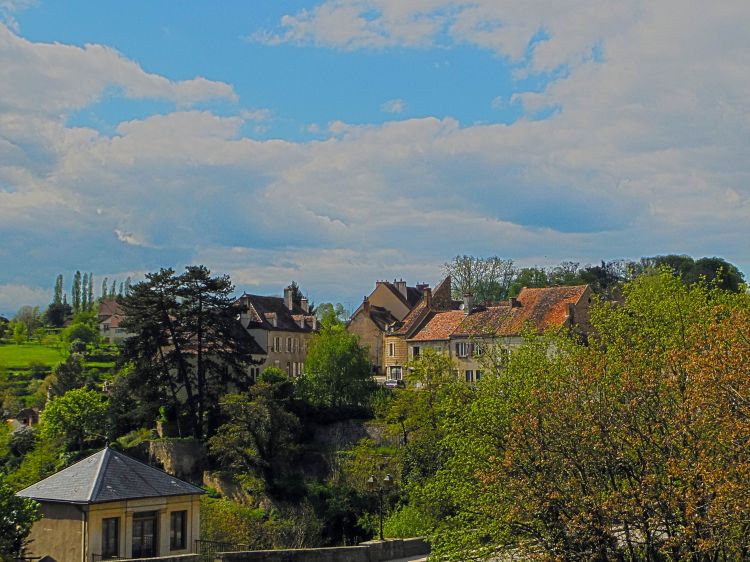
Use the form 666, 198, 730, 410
408, 285, 589, 341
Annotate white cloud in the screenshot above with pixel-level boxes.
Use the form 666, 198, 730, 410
2, 3, 750, 306
381, 98, 406, 114
0, 283, 49, 316
0, 23, 236, 116
0, 0, 34, 31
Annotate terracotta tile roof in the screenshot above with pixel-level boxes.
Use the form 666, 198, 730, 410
392, 298, 429, 336
409, 285, 590, 341
409, 310, 466, 341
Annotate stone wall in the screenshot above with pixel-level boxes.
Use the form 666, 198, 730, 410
149, 438, 207, 483
215, 538, 429, 562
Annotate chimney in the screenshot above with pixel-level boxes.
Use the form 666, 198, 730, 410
510, 297, 521, 308
463, 293, 474, 315
363, 297, 371, 314
284, 286, 294, 311
394, 278, 407, 299
567, 302, 576, 325
312, 316, 318, 331
300, 297, 309, 313
423, 287, 432, 309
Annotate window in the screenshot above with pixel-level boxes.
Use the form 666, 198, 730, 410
456, 342, 470, 358
465, 370, 473, 382
412, 346, 420, 359
102, 517, 119, 559
474, 342, 484, 356
132, 511, 158, 558
388, 343, 395, 357
475, 370, 482, 381
390, 366, 402, 380
170, 511, 187, 550
294, 337, 299, 352
272, 337, 281, 352
286, 337, 292, 353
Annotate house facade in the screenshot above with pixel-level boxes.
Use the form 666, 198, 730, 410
347, 279, 429, 375
98, 300, 131, 344
382, 277, 456, 381
236, 285, 318, 378
17, 447, 203, 562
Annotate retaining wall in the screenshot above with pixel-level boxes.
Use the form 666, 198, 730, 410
215, 538, 429, 562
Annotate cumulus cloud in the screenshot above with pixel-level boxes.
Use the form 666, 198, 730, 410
381, 98, 406, 114
0, 283, 49, 316
2, 3, 750, 308
0, 23, 236, 116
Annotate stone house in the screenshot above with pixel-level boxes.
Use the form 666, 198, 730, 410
236, 285, 318, 378
98, 300, 131, 344
381, 277, 456, 381
17, 447, 203, 562
347, 279, 430, 376
389, 285, 592, 382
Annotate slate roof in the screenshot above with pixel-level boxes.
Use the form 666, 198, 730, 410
17, 447, 204, 504
237, 293, 317, 333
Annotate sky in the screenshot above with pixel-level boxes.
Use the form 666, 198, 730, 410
1, 0, 749, 316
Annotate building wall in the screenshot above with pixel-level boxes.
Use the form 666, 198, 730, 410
25, 502, 84, 562
249, 328, 314, 377
368, 283, 412, 320
382, 335, 409, 379
347, 314, 382, 373
87, 495, 201, 562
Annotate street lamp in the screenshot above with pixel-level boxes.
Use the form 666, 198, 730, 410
367, 473, 394, 541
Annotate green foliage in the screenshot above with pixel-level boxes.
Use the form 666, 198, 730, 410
383, 503, 436, 538
209, 375, 300, 494
61, 321, 98, 345
39, 388, 108, 451
297, 316, 374, 409
7, 438, 63, 491
0, 474, 39, 562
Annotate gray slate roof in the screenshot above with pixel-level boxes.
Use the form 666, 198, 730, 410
16, 447, 204, 504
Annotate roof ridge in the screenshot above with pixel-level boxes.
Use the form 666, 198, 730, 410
87, 447, 111, 502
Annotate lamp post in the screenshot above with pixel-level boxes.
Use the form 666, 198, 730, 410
367, 473, 394, 541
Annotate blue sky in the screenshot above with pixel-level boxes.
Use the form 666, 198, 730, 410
1, 0, 749, 315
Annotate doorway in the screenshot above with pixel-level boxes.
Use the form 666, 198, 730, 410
132, 512, 158, 558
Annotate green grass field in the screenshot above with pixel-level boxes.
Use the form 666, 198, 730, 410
0, 343, 65, 370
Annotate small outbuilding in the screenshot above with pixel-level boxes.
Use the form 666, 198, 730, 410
17, 447, 203, 562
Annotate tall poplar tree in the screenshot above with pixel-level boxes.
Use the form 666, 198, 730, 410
53, 274, 63, 305
71, 271, 82, 314
81, 273, 89, 311
87, 273, 94, 310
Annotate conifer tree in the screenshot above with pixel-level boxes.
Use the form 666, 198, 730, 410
53, 274, 63, 305
102, 277, 108, 301
81, 273, 89, 311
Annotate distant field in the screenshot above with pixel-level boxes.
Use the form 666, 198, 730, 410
0, 343, 65, 370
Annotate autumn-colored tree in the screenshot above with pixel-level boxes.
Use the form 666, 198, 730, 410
423, 270, 750, 561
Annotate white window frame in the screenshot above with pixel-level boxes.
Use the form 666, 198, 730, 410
456, 342, 469, 358
390, 366, 402, 380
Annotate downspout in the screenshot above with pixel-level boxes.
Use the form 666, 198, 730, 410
77, 505, 88, 562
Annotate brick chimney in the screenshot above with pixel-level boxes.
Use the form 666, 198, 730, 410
300, 297, 309, 313
284, 286, 294, 311
463, 293, 474, 315
423, 287, 432, 309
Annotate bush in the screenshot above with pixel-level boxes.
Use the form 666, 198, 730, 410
383, 504, 436, 538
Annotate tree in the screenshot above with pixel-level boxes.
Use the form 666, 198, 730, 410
101, 277, 108, 300
444, 255, 516, 303
209, 368, 300, 492
423, 270, 750, 561
12, 322, 27, 344
14, 306, 42, 339
47, 354, 87, 398
71, 270, 82, 314
121, 266, 260, 439
44, 302, 72, 328
39, 388, 108, 451
53, 274, 64, 305
297, 315, 373, 409
82, 272, 89, 311
0, 475, 39, 562
87, 272, 94, 310
315, 302, 348, 322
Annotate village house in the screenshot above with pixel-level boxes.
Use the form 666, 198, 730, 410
17, 447, 203, 562
97, 300, 131, 344
236, 284, 318, 378
386, 284, 592, 382
347, 279, 431, 376
382, 277, 456, 381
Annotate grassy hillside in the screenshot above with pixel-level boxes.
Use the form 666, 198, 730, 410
0, 342, 65, 370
